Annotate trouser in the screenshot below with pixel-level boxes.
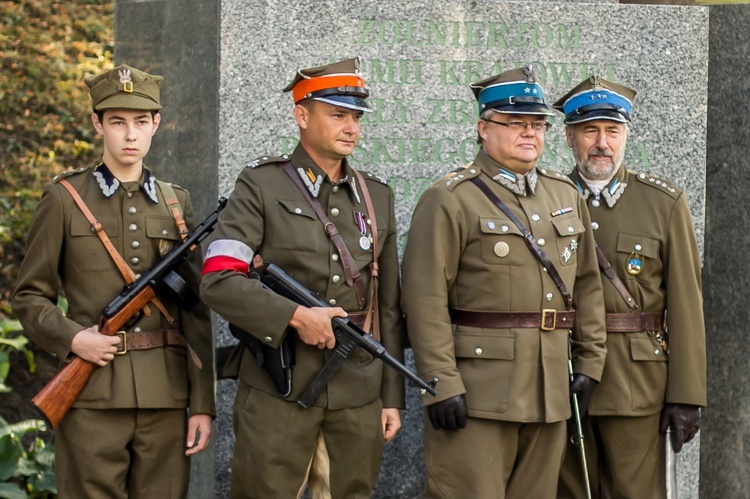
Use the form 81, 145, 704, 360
55, 407, 189, 499
229, 382, 384, 499
424, 415, 567, 499
557, 413, 665, 499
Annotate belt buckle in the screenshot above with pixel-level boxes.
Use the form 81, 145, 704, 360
114, 331, 127, 355
541, 309, 557, 331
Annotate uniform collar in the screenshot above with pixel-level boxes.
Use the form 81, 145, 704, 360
569, 165, 628, 208
475, 148, 538, 196
92, 163, 159, 204
291, 145, 361, 203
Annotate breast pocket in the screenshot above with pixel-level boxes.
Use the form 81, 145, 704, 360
479, 217, 527, 266
145, 216, 182, 266
69, 213, 120, 272
616, 232, 661, 282
552, 216, 585, 267
273, 198, 321, 253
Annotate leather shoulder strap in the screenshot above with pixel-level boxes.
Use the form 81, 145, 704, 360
594, 243, 639, 312
279, 162, 367, 310
156, 180, 189, 242
471, 176, 573, 310
352, 170, 380, 340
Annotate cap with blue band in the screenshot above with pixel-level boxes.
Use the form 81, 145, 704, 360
470, 65, 554, 116
553, 76, 637, 124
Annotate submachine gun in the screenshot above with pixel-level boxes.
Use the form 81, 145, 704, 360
230, 262, 438, 408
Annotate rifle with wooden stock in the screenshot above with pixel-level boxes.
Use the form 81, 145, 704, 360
32, 197, 227, 428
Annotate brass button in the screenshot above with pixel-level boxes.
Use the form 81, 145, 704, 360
494, 242, 510, 258
531, 214, 540, 222
131, 241, 140, 249
546, 293, 553, 301
332, 275, 341, 284
128, 206, 137, 215
635, 244, 643, 251
127, 192, 134, 198
501, 225, 509, 232
591, 199, 601, 208
294, 208, 302, 214
328, 299, 337, 306
332, 186, 339, 193
131, 257, 140, 265
331, 254, 339, 262
568, 226, 575, 233
128, 224, 138, 232
264, 336, 272, 343
162, 229, 169, 236
474, 347, 483, 356
330, 208, 340, 217
591, 222, 599, 231
537, 238, 546, 246
133, 326, 142, 333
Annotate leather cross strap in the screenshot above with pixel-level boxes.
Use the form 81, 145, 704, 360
115, 328, 202, 367
605, 312, 663, 333
352, 170, 380, 341
58, 178, 179, 322
280, 162, 367, 310
470, 176, 574, 310
450, 308, 575, 331
594, 243, 639, 312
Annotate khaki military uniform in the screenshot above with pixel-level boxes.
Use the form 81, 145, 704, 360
558, 167, 707, 499
12, 164, 215, 498
401, 149, 607, 498
200, 144, 406, 498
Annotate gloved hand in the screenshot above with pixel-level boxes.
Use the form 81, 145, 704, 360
570, 374, 597, 418
660, 403, 700, 453
428, 394, 468, 431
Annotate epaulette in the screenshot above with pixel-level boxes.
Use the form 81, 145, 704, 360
537, 167, 576, 188
51, 166, 89, 183
633, 171, 681, 199
246, 154, 291, 169
359, 171, 388, 185
441, 162, 480, 192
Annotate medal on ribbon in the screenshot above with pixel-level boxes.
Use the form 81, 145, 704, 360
626, 252, 644, 275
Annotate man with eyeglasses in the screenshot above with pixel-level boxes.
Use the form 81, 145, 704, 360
401, 66, 607, 498
555, 77, 706, 499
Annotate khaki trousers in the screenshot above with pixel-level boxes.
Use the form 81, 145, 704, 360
229, 383, 384, 499
424, 414, 566, 499
55, 408, 189, 499
557, 413, 665, 499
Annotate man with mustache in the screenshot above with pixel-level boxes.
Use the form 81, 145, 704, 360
555, 76, 706, 499
401, 66, 607, 498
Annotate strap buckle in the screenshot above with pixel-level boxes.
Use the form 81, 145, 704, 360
541, 309, 557, 331
114, 331, 128, 355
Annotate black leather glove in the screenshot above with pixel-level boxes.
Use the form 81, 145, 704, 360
428, 394, 468, 431
570, 374, 597, 418
660, 403, 700, 453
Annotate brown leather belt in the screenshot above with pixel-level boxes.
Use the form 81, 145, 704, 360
450, 309, 575, 331
347, 311, 368, 329
115, 328, 187, 355
606, 312, 663, 332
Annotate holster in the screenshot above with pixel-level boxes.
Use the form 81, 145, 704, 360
229, 323, 296, 397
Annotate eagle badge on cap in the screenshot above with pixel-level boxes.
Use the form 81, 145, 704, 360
118, 68, 134, 93
590, 75, 603, 91
522, 65, 536, 84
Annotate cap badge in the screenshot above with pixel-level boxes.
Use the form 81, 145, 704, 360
590, 75, 603, 91
522, 65, 535, 84
119, 68, 134, 93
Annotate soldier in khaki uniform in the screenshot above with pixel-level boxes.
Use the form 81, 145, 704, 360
555, 77, 706, 499
200, 58, 405, 499
11, 65, 215, 497
401, 66, 607, 499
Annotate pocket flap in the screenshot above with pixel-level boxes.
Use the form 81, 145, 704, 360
630, 337, 667, 362
479, 217, 523, 236
146, 216, 181, 240
277, 198, 317, 220
70, 213, 119, 237
617, 232, 659, 258
551, 216, 585, 237
454, 333, 515, 360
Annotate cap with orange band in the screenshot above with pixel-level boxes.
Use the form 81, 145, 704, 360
283, 57, 371, 113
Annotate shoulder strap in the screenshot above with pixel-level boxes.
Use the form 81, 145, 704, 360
594, 243, 639, 311
279, 162, 367, 310
353, 170, 380, 340
470, 176, 574, 310
156, 180, 189, 242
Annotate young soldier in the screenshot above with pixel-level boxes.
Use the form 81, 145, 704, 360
12, 65, 215, 498
555, 76, 706, 499
401, 66, 607, 498
200, 57, 405, 498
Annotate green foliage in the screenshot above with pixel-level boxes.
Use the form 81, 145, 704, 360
0, 417, 55, 499
0, 0, 114, 307
0, 316, 34, 395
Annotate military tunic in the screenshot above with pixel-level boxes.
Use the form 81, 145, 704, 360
558, 167, 706, 499
12, 164, 215, 497
200, 144, 405, 497
401, 149, 607, 498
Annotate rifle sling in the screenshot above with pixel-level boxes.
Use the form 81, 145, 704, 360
280, 162, 368, 312
470, 176, 573, 311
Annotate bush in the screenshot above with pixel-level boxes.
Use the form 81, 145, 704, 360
0, 417, 55, 499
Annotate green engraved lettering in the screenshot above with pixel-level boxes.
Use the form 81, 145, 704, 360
547, 62, 575, 88
532, 24, 554, 49
511, 23, 530, 48
435, 138, 456, 163
377, 19, 402, 46
438, 61, 462, 85
427, 20, 446, 46
465, 21, 484, 47
357, 19, 377, 46
371, 138, 395, 163
488, 22, 509, 48
427, 99, 446, 124
465, 60, 484, 86
403, 20, 423, 46
557, 25, 581, 50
